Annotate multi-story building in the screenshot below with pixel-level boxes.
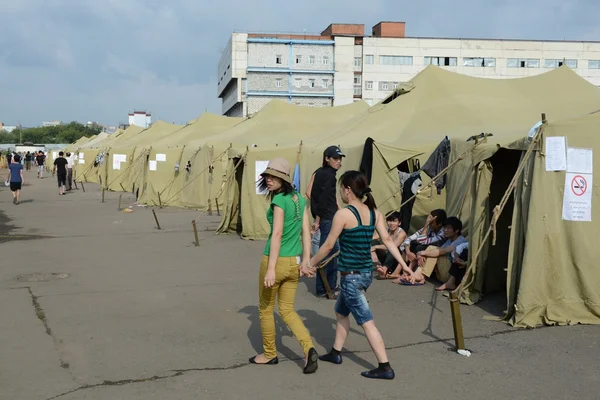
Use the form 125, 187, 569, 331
42, 120, 62, 127
217, 21, 600, 116
128, 111, 152, 128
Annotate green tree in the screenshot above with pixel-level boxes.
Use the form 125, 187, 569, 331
0, 122, 103, 145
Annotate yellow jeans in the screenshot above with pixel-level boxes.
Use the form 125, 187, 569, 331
258, 255, 314, 359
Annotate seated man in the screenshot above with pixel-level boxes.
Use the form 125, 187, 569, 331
398, 217, 466, 285
371, 212, 407, 278
437, 242, 468, 291
388, 208, 446, 281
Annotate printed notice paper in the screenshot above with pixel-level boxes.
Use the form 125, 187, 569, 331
79, 152, 84, 159
113, 158, 121, 170
545, 136, 567, 171
156, 154, 167, 162
567, 147, 593, 174
255, 161, 269, 194
149, 160, 157, 171
114, 154, 127, 163
562, 173, 592, 222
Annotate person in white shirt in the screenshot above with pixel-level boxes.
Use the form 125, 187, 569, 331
66, 152, 75, 191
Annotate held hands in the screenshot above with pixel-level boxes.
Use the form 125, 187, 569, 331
299, 261, 316, 278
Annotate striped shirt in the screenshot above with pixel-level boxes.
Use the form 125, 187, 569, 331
338, 206, 376, 272
400, 226, 445, 251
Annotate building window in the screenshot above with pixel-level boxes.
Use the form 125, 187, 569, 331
354, 75, 362, 85
544, 59, 578, 68
309, 55, 315, 64
354, 57, 362, 67
507, 58, 540, 68
275, 79, 282, 88
424, 56, 457, 66
276, 55, 283, 64
588, 60, 600, 69
380, 82, 389, 90
365, 55, 374, 64
322, 79, 329, 89
463, 57, 496, 67
296, 55, 302, 64
392, 82, 399, 89
365, 81, 373, 90
308, 103, 315, 107
354, 87, 362, 96
309, 79, 315, 88
379, 55, 413, 65
322, 56, 329, 65
295, 79, 301, 88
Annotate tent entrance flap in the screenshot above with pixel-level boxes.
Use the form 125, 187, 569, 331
483, 149, 522, 295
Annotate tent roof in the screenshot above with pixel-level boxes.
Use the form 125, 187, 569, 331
112, 121, 183, 148
314, 65, 600, 150
152, 113, 244, 147
209, 99, 370, 147
78, 132, 110, 149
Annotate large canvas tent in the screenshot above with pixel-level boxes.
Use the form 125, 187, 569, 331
138, 113, 244, 209
74, 125, 145, 184
442, 110, 600, 328
104, 121, 183, 193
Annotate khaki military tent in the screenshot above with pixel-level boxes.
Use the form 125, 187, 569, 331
74, 126, 145, 184
440, 110, 600, 328
138, 113, 244, 209
105, 121, 183, 193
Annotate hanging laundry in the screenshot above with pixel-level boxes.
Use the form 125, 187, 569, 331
422, 136, 451, 194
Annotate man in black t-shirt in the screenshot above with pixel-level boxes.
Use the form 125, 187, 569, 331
36, 151, 46, 178
53, 152, 68, 195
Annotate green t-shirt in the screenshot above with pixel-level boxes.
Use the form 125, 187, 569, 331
264, 192, 305, 257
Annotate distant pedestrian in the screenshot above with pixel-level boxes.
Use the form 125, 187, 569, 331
7, 154, 24, 205
6, 151, 12, 167
25, 151, 32, 171
66, 152, 74, 191
53, 152, 68, 195
36, 151, 46, 178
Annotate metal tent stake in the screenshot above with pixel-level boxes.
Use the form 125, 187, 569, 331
118, 194, 123, 211
215, 198, 220, 216
101, 188, 105, 203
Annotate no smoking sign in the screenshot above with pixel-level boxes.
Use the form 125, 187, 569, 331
571, 175, 587, 197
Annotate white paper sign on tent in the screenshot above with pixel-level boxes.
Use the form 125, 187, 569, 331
545, 136, 567, 171
79, 152, 84, 159
567, 148, 593, 174
562, 173, 593, 222
149, 160, 158, 171
156, 154, 167, 162
113, 158, 121, 170
255, 161, 269, 195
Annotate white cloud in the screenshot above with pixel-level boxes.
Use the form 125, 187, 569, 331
0, 0, 597, 126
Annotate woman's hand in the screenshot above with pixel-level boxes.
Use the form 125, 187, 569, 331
263, 269, 276, 288
299, 261, 315, 278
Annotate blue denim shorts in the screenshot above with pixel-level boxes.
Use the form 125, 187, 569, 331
334, 271, 373, 326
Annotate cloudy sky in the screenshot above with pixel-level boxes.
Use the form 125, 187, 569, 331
1, 0, 598, 127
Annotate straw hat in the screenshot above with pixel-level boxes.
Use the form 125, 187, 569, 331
261, 158, 292, 184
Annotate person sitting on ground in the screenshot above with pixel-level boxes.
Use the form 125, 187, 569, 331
387, 209, 446, 281
371, 211, 407, 279
398, 217, 467, 285
437, 242, 468, 292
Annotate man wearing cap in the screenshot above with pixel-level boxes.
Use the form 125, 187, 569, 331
311, 145, 345, 298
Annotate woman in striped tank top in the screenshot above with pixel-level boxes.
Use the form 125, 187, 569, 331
304, 171, 413, 380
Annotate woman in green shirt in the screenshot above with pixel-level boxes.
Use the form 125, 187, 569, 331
249, 158, 318, 374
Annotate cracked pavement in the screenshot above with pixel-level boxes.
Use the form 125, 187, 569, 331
1, 170, 599, 400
